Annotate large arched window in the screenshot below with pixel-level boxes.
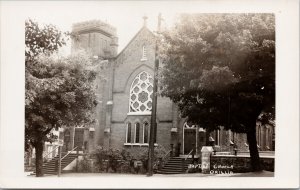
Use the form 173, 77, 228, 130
129, 71, 153, 114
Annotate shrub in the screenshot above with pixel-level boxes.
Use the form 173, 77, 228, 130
92, 146, 131, 173
78, 156, 92, 173
90, 145, 169, 174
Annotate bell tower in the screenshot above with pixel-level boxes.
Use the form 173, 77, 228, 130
71, 20, 118, 58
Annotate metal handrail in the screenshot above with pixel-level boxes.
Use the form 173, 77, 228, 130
185, 149, 194, 161
43, 145, 59, 160
153, 150, 172, 167
162, 150, 172, 161
61, 146, 78, 160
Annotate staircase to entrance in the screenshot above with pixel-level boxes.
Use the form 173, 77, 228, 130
31, 147, 80, 176
157, 157, 193, 174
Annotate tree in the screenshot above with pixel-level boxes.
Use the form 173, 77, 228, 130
159, 13, 275, 171
25, 19, 68, 62
25, 19, 98, 176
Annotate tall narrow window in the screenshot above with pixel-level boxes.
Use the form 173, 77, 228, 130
143, 122, 149, 143
266, 128, 269, 150
141, 46, 147, 61
135, 123, 140, 143
126, 123, 132, 143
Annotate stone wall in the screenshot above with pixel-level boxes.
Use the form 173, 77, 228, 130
210, 155, 274, 173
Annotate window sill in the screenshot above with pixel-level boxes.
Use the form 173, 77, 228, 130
127, 112, 151, 116
124, 143, 158, 147
140, 58, 148, 61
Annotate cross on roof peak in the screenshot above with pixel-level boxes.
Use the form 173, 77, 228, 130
143, 15, 148, 27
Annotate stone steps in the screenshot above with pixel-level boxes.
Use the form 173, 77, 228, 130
31, 153, 78, 176
157, 157, 193, 174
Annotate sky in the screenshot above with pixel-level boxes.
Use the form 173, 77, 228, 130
21, 1, 181, 55
17, 1, 282, 55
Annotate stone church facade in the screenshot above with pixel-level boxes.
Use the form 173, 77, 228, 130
54, 19, 275, 158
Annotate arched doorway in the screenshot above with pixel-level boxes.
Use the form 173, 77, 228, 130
74, 127, 84, 151
63, 129, 71, 152
182, 122, 196, 154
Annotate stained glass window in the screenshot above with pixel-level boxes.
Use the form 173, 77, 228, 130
129, 71, 153, 113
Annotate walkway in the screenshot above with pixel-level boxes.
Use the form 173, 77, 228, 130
26, 170, 274, 177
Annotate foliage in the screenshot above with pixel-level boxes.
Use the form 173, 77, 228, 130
91, 146, 168, 174
92, 146, 123, 163
92, 146, 127, 173
78, 156, 92, 173
25, 19, 99, 176
25, 19, 68, 62
153, 144, 169, 159
25, 51, 98, 148
159, 13, 275, 171
160, 13, 275, 129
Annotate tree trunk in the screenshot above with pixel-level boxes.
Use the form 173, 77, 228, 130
35, 141, 44, 177
246, 125, 262, 172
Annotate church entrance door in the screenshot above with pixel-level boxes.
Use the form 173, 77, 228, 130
183, 122, 197, 154
74, 128, 84, 151
63, 129, 71, 152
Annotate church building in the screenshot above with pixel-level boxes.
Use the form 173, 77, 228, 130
54, 18, 275, 158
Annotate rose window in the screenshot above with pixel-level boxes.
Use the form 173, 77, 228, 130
138, 91, 148, 103
129, 71, 153, 113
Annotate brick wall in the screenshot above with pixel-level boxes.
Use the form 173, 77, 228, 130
69, 20, 274, 156
113, 28, 156, 91
108, 26, 175, 150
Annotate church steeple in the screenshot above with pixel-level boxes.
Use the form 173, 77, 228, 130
143, 15, 148, 27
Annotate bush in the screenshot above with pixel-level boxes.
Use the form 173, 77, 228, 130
92, 146, 132, 173
78, 156, 92, 173
90, 145, 169, 174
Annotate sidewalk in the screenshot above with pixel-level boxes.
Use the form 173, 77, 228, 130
26, 170, 274, 177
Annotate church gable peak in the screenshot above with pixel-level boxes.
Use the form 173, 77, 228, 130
115, 22, 155, 64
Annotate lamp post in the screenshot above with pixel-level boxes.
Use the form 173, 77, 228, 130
147, 13, 162, 177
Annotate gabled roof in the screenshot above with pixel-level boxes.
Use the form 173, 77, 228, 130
116, 26, 155, 59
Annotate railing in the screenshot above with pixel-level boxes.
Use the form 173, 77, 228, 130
43, 145, 59, 161
154, 150, 172, 168
61, 146, 78, 160
162, 150, 172, 161
182, 149, 194, 172
185, 149, 194, 161
153, 150, 172, 171
54, 146, 79, 176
